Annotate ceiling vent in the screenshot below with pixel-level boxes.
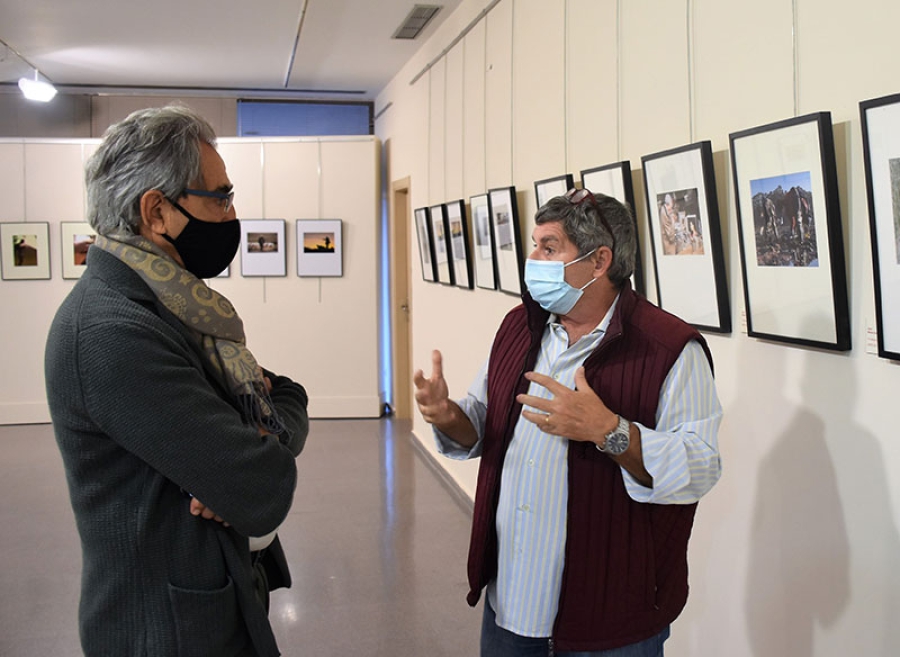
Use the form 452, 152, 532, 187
392, 5, 442, 40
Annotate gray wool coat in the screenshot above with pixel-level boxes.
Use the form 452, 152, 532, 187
45, 246, 309, 657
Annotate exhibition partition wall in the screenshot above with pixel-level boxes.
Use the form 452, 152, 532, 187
0, 136, 381, 424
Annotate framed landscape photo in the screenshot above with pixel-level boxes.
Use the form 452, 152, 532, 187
429, 204, 454, 285
642, 142, 730, 332
240, 219, 286, 277
0, 222, 50, 280
297, 219, 342, 277
581, 161, 644, 296
414, 206, 437, 282
730, 112, 849, 350
60, 221, 96, 280
488, 186, 524, 296
534, 173, 574, 209
445, 200, 473, 290
861, 92, 900, 361
470, 193, 498, 290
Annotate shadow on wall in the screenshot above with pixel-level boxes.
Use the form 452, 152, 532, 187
744, 318, 900, 655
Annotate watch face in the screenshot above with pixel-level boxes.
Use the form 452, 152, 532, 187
605, 431, 629, 455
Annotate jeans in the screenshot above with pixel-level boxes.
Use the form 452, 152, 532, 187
480, 598, 670, 657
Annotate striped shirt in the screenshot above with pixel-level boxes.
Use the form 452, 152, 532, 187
435, 298, 722, 637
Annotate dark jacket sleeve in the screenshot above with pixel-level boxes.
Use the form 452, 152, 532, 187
263, 368, 309, 457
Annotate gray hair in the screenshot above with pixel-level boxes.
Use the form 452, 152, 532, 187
85, 105, 217, 235
535, 190, 637, 288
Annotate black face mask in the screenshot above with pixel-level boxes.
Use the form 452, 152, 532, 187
164, 199, 240, 279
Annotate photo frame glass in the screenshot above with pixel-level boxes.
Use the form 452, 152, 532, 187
534, 174, 574, 209
429, 204, 453, 285
730, 113, 849, 350
240, 219, 286, 277
488, 187, 523, 295
1, 222, 50, 280
470, 193, 497, 290
414, 207, 436, 282
642, 142, 730, 332
445, 200, 472, 289
297, 219, 342, 277
60, 221, 96, 280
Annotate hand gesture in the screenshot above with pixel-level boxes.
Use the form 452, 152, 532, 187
190, 498, 230, 527
413, 350, 452, 425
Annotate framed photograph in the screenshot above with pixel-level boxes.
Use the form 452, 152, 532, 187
470, 193, 498, 290
730, 112, 849, 350
861, 92, 900, 360
414, 206, 437, 282
0, 222, 50, 280
297, 219, 342, 277
60, 221, 96, 280
534, 173, 574, 208
642, 141, 730, 333
429, 204, 454, 285
581, 161, 644, 296
445, 200, 473, 290
240, 219, 286, 277
488, 186, 524, 296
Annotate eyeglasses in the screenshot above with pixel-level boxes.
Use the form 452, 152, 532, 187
564, 188, 616, 254
183, 188, 234, 213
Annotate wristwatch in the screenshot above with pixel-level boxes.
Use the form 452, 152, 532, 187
597, 415, 630, 456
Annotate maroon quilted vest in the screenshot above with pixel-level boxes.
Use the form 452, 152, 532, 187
466, 285, 712, 651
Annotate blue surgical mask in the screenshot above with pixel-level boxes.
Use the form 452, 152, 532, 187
524, 250, 597, 315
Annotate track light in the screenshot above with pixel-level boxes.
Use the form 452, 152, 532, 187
18, 70, 57, 102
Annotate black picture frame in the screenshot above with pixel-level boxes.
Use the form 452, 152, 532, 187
429, 203, 454, 286
414, 206, 437, 283
534, 173, 574, 209
730, 112, 850, 351
445, 199, 473, 290
580, 161, 644, 296
642, 141, 731, 333
469, 192, 498, 290
488, 186, 524, 296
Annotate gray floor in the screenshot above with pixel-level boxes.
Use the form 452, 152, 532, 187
0, 418, 482, 656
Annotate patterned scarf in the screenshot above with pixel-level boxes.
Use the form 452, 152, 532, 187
94, 231, 285, 435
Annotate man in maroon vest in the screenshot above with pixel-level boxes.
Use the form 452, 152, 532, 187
414, 189, 723, 656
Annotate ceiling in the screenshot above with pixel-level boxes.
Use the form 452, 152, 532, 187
0, 0, 461, 102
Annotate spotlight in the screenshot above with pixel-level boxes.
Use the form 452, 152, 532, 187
18, 71, 57, 102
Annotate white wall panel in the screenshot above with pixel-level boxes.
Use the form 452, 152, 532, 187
463, 20, 487, 197
429, 60, 447, 202
485, 0, 514, 188
445, 44, 466, 201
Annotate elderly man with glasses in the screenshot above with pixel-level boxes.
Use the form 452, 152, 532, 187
45, 106, 309, 657
415, 189, 722, 657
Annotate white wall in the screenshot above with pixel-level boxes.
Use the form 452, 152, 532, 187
0, 135, 382, 423
375, 0, 900, 654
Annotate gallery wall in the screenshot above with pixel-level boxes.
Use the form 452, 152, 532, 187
375, 0, 900, 655
0, 134, 382, 423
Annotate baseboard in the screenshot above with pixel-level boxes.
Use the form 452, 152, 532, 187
408, 432, 474, 516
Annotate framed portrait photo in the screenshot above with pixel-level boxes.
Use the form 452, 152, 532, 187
0, 222, 50, 280
488, 186, 524, 296
642, 141, 730, 332
534, 173, 574, 209
445, 200, 473, 290
60, 221, 96, 280
414, 206, 437, 283
240, 219, 286, 277
297, 219, 342, 277
581, 161, 644, 296
860, 92, 900, 361
730, 112, 849, 351
470, 193, 498, 290
429, 204, 454, 285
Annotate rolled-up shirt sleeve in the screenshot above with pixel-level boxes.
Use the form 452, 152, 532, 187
623, 340, 723, 504
433, 359, 489, 460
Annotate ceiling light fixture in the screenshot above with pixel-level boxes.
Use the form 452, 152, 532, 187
18, 70, 57, 102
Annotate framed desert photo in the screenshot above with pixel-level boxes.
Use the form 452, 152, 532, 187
730, 112, 849, 351
240, 219, 286, 277
0, 222, 50, 280
581, 161, 644, 296
297, 219, 342, 277
429, 204, 454, 285
414, 206, 437, 282
60, 221, 96, 280
534, 174, 574, 209
642, 142, 730, 332
488, 186, 524, 296
861, 92, 900, 360
470, 193, 497, 290
445, 200, 472, 290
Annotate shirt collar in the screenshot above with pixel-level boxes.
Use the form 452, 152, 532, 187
548, 292, 622, 337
